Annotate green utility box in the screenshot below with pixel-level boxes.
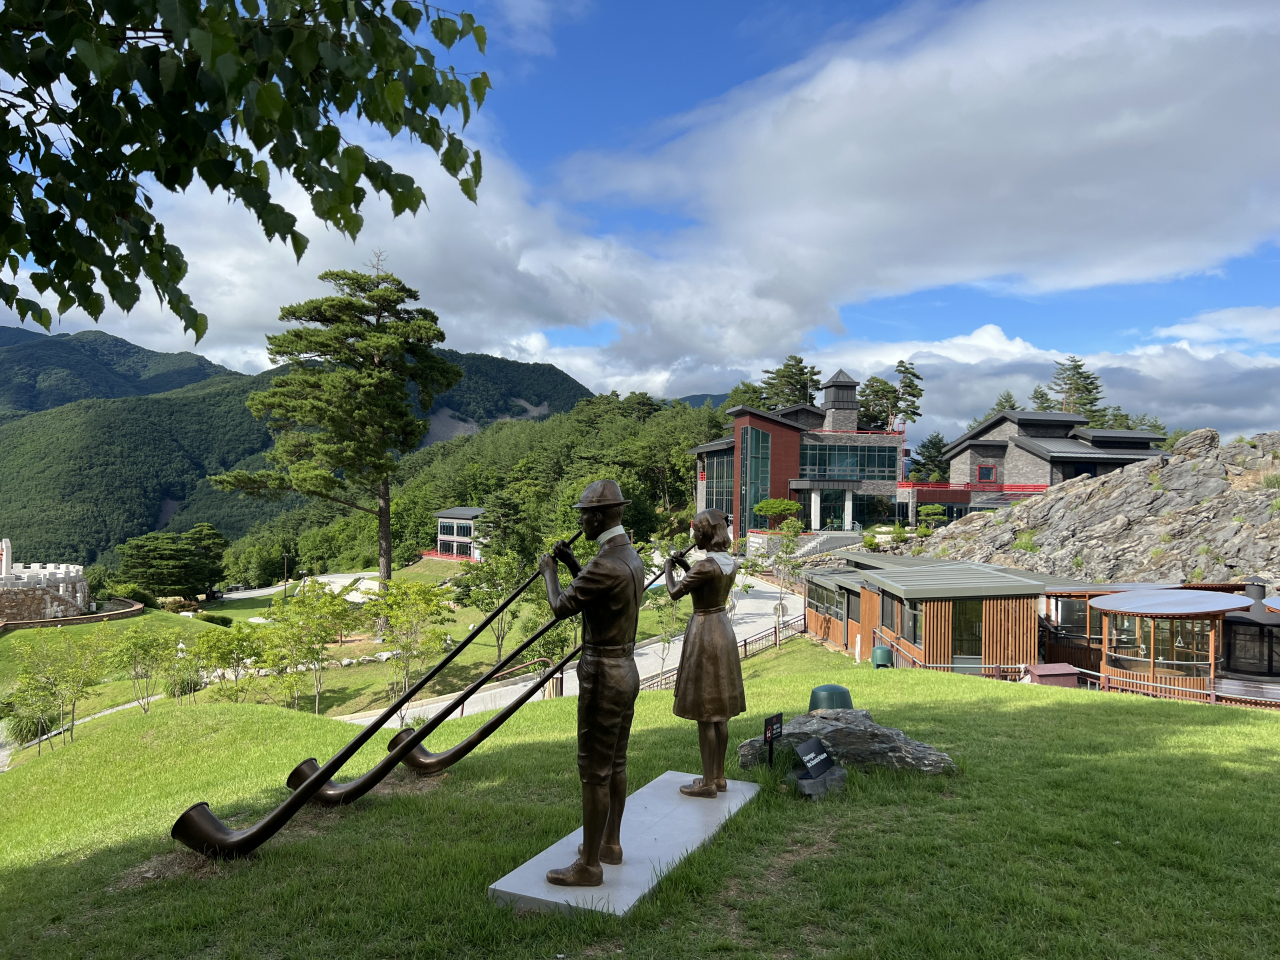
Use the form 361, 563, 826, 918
808, 684, 854, 711
871, 645, 894, 669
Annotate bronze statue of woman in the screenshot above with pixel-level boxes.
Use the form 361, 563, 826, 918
664, 508, 747, 798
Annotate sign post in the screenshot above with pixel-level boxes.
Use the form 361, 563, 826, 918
794, 736, 834, 780
764, 713, 783, 768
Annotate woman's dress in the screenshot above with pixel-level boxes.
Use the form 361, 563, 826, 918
669, 555, 747, 722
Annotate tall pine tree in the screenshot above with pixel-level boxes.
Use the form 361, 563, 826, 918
968, 389, 1021, 430
1049, 356, 1105, 423
1028, 384, 1055, 411
761, 356, 822, 408
212, 270, 461, 586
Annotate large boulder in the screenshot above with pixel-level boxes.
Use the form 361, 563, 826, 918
1172, 428, 1219, 458
738, 708, 957, 775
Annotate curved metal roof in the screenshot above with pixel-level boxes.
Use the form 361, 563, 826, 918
1089, 589, 1253, 616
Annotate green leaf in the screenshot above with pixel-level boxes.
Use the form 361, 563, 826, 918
338, 145, 366, 186
385, 79, 406, 118
431, 16, 460, 49
159, 53, 181, 93
458, 178, 477, 203
256, 82, 285, 121
289, 231, 310, 261
392, 0, 422, 32
253, 160, 270, 189
472, 25, 487, 54
72, 39, 119, 79
188, 28, 214, 66
241, 0, 261, 16
469, 73, 491, 109
470, 148, 482, 187
6, 254, 17, 276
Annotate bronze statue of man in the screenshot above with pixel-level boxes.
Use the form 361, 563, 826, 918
540, 479, 645, 887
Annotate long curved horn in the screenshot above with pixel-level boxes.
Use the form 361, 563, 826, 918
171, 532, 579, 859
282, 607, 572, 803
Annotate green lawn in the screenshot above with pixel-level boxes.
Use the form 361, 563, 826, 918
4, 640, 1280, 957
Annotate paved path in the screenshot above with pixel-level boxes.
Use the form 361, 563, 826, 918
223, 572, 378, 601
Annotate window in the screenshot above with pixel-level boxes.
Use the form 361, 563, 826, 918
455, 542, 472, 558
952, 600, 982, 658
880, 594, 900, 634
819, 489, 845, 530
740, 426, 771, 533
977, 465, 996, 482
455, 523, 472, 538
805, 584, 843, 621
705, 449, 735, 515
903, 600, 923, 645
847, 589, 861, 624
437, 540, 455, 555
799, 444, 899, 481
439, 522, 455, 537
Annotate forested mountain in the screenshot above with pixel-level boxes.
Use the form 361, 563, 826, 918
0, 328, 596, 565
0, 328, 230, 422
222, 393, 726, 587
429, 349, 593, 423
0, 371, 280, 563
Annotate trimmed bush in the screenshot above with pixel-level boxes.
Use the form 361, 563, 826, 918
194, 612, 233, 628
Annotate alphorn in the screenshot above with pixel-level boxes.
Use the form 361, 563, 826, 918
171, 532, 580, 859
172, 536, 696, 858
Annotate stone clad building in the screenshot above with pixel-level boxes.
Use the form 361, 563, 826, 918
0, 538, 91, 622
943, 411, 1165, 486
690, 370, 907, 537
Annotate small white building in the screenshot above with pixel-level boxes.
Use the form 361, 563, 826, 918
0, 537, 91, 621
431, 507, 485, 561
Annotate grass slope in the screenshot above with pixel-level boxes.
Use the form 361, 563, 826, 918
3, 642, 1280, 958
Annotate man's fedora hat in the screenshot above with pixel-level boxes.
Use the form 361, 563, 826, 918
572, 479, 631, 510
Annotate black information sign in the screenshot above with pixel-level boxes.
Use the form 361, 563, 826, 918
794, 736, 834, 780
764, 713, 783, 767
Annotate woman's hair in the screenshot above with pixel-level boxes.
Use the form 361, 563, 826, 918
693, 509, 733, 552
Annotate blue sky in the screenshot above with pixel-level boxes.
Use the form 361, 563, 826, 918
5, 0, 1280, 441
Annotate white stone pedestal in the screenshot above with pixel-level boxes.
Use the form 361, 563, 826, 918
488, 770, 760, 916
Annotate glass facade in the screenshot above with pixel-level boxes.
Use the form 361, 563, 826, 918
739, 426, 771, 534
800, 444, 898, 481
439, 522, 455, 537
847, 589, 861, 624
455, 523, 472, 538
819, 489, 845, 530
704, 449, 734, 516
1107, 615, 1213, 677
952, 600, 983, 659
1228, 623, 1280, 675
1055, 598, 1102, 640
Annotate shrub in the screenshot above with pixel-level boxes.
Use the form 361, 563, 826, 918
163, 598, 199, 614
194, 612, 233, 628
1072, 556, 1084, 570
1232, 515, 1246, 524
891, 524, 908, 544
1189, 568, 1204, 582
916, 524, 933, 538
1159, 533, 1173, 544
106, 582, 159, 609
1197, 545, 1211, 555
1151, 548, 1166, 558
1262, 473, 1280, 489
1012, 531, 1039, 553
1272, 498, 1280, 514
862, 534, 878, 550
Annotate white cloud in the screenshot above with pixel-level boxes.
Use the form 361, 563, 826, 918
1155, 306, 1280, 344
5, 0, 1280, 439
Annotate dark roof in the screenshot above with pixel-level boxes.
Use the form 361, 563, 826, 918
724, 405, 808, 431
434, 507, 485, 520
942, 409, 1087, 456
1069, 427, 1166, 443
819, 369, 858, 388
689, 436, 735, 455
1010, 436, 1165, 463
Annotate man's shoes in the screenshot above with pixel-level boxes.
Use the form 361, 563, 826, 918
578, 842, 623, 865
715, 777, 727, 792
679, 777, 719, 799
546, 858, 604, 886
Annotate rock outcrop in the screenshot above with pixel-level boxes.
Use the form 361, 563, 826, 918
899, 431, 1280, 587
738, 708, 957, 775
